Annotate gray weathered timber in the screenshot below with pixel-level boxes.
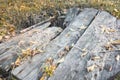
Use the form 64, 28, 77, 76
20, 17, 53, 33
117, 20, 120, 29
0, 27, 62, 72
63, 7, 81, 27
48, 11, 120, 80
11, 8, 98, 80
0, 22, 51, 55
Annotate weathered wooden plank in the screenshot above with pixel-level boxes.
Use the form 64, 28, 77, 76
11, 8, 98, 80
0, 27, 62, 72
19, 17, 54, 33
117, 20, 120, 29
0, 22, 51, 55
48, 11, 120, 80
63, 7, 81, 27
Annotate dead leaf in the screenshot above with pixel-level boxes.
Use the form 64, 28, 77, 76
39, 49, 44, 53
108, 28, 116, 32
0, 78, 3, 80
22, 48, 31, 56
82, 48, 87, 52
30, 41, 38, 45
46, 57, 53, 64
80, 25, 86, 30
81, 52, 88, 57
104, 42, 113, 51
81, 48, 87, 57
4, 35, 10, 39
109, 66, 112, 71
65, 45, 70, 51
110, 40, 120, 45
114, 8, 119, 12
87, 64, 97, 72
65, 33, 70, 37
57, 57, 64, 64
15, 58, 21, 66
40, 73, 46, 80
91, 56, 101, 61
18, 40, 25, 46
11, 32, 16, 36
63, 9, 67, 14
0, 36, 3, 41
115, 55, 120, 61
100, 25, 116, 34
58, 51, 65, 58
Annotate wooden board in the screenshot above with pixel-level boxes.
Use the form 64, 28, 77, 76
0, 22, 51, 55
48, 11, 120, 80
0, 26, 62, 72
11, 8, 98, 80
1, 8, 119, 80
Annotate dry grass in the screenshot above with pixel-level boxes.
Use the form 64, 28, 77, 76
0, 0, 120, 38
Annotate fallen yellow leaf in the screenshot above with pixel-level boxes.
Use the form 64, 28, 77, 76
115, 55, 120, 61
0, 36, 3, 41
65, 45, 70, 51
110, 40, 120, 45
91, 56, 101, 61
114, 8, 119, 12
80, 25, 87, 30
100, 25, 116, 34
81, 52, 88, 57
104, 42, 113, 51
4, 35, 10, 39
87, 64, 97, 72
57, 57, 64, 64
15, 58, 21, 66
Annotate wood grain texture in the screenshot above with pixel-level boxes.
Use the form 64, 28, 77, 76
0, 26, 62, 72
11, 8, 98, 80
1, 8, 119, 80
48, 11, 120, 80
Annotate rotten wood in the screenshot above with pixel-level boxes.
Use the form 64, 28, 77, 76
11, 8, 98, 80
0, 27, 62, 72
48, 11, 120, 80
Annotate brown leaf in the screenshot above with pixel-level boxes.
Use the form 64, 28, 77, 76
80, 25, 87, 30
30, 41, 38, 45
65, 33, 70, 37
87, 64, 97, 72
4, 35, 10, 39
114, 8, 119, 12
0, 36, 3, 41
81, 48, 87, 57
22, 48, 31, 56
110, 40, 120, 45
39, 49, 44, 53
109, 66, 112, 71
65, 45, 70, 51
100, 25, 116, 34
40, 73, 46, 80
91, 56, 101, 61
15, 58, 21, 66
104, 43, 113, 51
81, 52, 88, 57
115, 55, 120, 61
57, 57, 64, 64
